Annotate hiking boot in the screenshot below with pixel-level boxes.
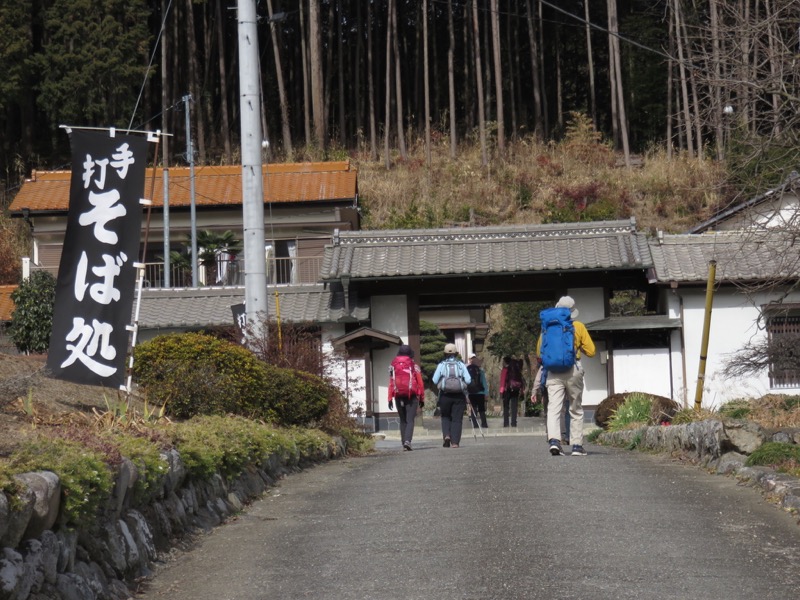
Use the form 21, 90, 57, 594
443, 437, 451, 448
548, 439, 564, 456
571, 445, 588, 456
403, 442, 413, 451
451, 444, 460, 448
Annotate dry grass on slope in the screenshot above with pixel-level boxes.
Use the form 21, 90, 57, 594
355, 122, 726, 234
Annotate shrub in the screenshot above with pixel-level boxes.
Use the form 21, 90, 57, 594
671, 408, 718, 425
607, 392, 653, 432
257, 364, 332, 426
108, 432, 169, 504
745, 442, 800, 477
132, 333, 269, 418
6, 437, 113, 527
719, 399, 752, 419
9, 270, 56, 354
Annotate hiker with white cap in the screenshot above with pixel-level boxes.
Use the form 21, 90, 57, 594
537, 296, 596, 456
432, 343, 472, 448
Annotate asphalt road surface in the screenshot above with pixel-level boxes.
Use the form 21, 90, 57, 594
137, 436, 800, 600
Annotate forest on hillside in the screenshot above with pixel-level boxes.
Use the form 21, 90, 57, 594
1, 0, 800, 199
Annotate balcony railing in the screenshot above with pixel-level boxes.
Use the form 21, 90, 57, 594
141, 256, 324, 288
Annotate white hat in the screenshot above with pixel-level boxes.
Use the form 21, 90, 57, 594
555, 295, 579, 319
444, 343, 457, 354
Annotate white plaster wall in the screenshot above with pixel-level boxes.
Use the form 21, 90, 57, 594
321, 325, 367, 417
566, 287, 608, 406
665, 287, 800, 408
371, 295, 410, 412
613, 348, 672, 398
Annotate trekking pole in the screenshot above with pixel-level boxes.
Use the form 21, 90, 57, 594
466, 398, 478, 441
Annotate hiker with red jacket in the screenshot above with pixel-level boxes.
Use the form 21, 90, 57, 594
388, 344, 426, 451
499, 356, 525, 428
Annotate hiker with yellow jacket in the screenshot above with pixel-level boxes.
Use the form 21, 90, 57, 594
536, 296, 595, 456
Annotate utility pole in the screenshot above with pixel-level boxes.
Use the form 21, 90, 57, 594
238, 0, 268, 345
183, 94, 198, 287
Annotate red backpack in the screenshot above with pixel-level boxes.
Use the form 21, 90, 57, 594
391, 355, 418, 398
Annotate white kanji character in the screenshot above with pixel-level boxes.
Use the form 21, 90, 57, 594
89, 252, 127, 305
78, 189, 126, 244
60, 317, 117, 378
111, 143, 135, 179
74, 251, 90, 301
82, 154, 95, 189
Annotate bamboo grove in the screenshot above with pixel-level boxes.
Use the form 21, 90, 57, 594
1, 0, 799, 194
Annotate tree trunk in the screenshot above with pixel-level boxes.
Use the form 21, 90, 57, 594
267, 0, 293, 159
556, 27, 563, 131
337, 0, 346, 146
384, 0, 393, 168
585, 0, 597, 128
300, 0, 312, 147
215, 0, 232, 163
391, 0, 407, 159
423, 0, 431, 166
186, 0, 206, 163
607, 0, 630, 165
490, 0, 504, 151
309, 0, 325, 149
525, 0, 543, 139
471, 0, 487, 166
447, 0, 457, 158
367, 0, 378, 160
673, 0, 694, 158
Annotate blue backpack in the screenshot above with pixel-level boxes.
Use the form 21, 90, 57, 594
539, 307, 576, 372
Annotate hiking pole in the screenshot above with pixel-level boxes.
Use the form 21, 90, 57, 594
466, 398, 478, 441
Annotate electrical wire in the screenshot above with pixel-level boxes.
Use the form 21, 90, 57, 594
127, 0, 174, 133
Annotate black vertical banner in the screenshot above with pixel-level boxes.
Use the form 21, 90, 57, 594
46, 129, 148, 388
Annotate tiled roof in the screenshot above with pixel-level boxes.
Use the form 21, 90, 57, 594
321, 219, 651, 280
137, 284, 369, 330
649, 231, 800, 283
8, 161, 357, 214
0, 285, 16, 322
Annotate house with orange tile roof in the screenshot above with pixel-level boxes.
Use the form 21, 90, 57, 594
8, 161, 359, 287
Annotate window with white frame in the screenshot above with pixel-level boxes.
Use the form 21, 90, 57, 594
766, 307, 800, 388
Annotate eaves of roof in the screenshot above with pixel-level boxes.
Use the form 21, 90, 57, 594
136, 284, 369, 330
585, 315, 682, 331
321, 219, 651, 281
649, 231, 800, 284
8, 161, 357, 215
687, 171, 800, 234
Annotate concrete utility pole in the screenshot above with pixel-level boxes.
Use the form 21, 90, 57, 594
183, 95, 198, 287
237, 0, 268, 345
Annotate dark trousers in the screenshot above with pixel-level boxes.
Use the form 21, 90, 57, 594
468, 394, 488, 428
439, 392, 466, 444
503, 390, 520, 427
396, 396, 419, 444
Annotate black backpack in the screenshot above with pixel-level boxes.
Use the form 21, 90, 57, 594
466, 364, 482, 394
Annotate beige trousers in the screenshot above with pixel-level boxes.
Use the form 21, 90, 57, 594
545, 364, 585, 446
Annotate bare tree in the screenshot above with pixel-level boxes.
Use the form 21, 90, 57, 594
367, 0, 378, 161
215, 0, 232, 163
607, 0, 630, 165
584, 0, 597, 129
447, 0, 458, 158
525, 0, 543, 139
423, 0, 431, 167
391, 0, 407, 160
384, 0, 394, 168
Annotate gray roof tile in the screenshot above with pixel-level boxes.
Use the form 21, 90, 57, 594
322, 220, 651, 280
649, 231, 800, 283
137, 285, 369, 330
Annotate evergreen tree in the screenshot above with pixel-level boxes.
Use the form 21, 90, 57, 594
418, 320, 446, 386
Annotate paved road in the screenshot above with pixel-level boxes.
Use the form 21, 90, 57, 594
138, 435, 800, 600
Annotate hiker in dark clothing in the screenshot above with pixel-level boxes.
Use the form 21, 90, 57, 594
467, 354, 489, 429
500, 356, 524, 428
432, 343, 471, 448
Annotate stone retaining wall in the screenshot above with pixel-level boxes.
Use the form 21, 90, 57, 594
598, 419, 800, 514
0, 440, 346, 600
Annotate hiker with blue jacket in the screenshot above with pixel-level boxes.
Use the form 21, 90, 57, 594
432, 343, 471, 448
536, 296, 596, 456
